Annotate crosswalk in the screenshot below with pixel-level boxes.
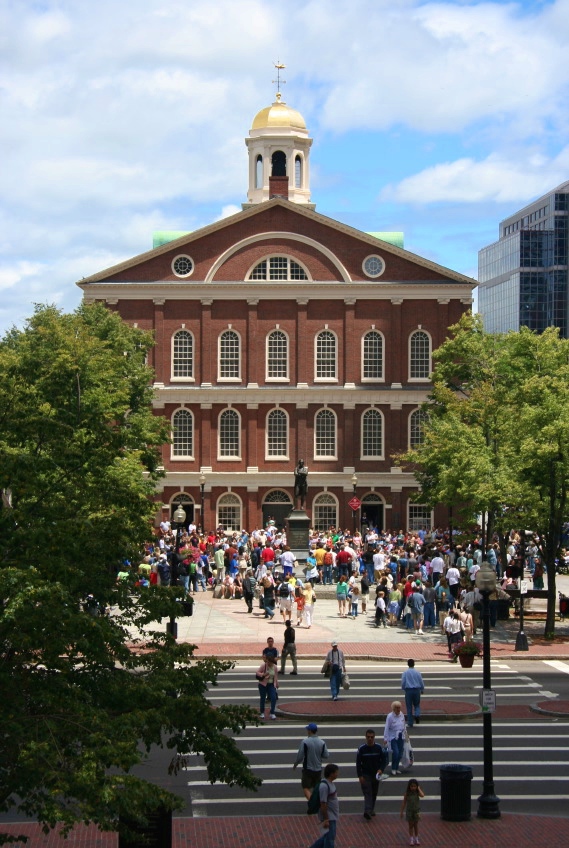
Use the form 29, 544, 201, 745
185, 662, 569, 817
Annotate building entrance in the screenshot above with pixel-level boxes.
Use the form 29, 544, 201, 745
262, 490, 293, 532
360, 495, 384, 534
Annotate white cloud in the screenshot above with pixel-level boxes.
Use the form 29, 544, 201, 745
217, 205, 242, 220
0, 260, 44, 292
381, 146, 569, 204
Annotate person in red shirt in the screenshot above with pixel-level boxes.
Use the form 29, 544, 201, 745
261, 543, 275, 566
336, 547, 352, 580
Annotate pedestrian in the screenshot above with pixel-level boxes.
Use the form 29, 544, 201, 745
256, 653, 278, 721
262, 636, 278, 662
360, 572, 370, 613
336, 576, 349, 618
295, 585, 305, 626
303, 581, 316, 628
400, 778, 425, 845
278, 575, 294, 622
293, 722, 329, 800
323, 640, 346, 701
307, 763, 340, 848
261, 575, 276, 619
374, 590, 387, 627
281, 620, 298, 675
383, 700, 406, 774
356, 729, 389, 821
349, 585, 360, 618
422, 580, 436, 629
408, 586, 425, 635
401, 659, 425, 728
242, 568, 257, 614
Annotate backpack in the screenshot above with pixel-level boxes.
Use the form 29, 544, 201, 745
307, 781, 323, 815
323, 551, 333, 566
279, 582, 290, 598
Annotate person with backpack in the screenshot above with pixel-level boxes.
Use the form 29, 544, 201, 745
278, 576, 294, 622
293, 722, 329, 800
322, 549, 334, 584
307, 763, 340, 848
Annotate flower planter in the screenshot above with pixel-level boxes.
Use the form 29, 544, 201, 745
458, 653, 475, 668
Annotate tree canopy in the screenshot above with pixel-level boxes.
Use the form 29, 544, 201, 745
399, 312, 569, 637
0, 304, 259, 843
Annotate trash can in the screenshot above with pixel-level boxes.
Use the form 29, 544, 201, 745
440, 764, 472, 821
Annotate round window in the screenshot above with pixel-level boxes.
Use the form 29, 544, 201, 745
362, 254, 385, 278
172, 255, 194, 278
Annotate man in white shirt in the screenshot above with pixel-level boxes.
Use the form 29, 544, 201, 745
372, 548, 386, 582
446, 564, 461, 600
430, 552, 445, 583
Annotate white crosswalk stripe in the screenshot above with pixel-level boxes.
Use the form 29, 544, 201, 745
188, 662, 569, 817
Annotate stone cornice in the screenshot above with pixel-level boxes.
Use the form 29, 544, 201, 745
81, 281, 474, 302
152, 384, 431, 407
157, 469, 419, 490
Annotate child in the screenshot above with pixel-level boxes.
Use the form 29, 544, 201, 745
294, 586, 305, 627
400, 778, 425, 845
350, 586, 360, 618
375, 591, 387, 627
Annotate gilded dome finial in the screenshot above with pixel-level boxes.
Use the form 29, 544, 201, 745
272, 60, 286, 101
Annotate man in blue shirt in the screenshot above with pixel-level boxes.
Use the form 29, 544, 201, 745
401, 658, 425, 728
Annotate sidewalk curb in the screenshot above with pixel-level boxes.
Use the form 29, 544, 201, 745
276, 699, 482, 723
530, 701, 569, 717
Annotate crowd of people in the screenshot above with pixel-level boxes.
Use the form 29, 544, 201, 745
129, 522, 539, 659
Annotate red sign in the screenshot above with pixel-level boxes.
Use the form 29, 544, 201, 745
348, 497, 362, 511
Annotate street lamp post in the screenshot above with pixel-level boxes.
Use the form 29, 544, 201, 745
167, 504, 186, 640
475, 561, 501, 819
199, 472, 206, 533
515, 531, 531, 652
351, 473, 358, 534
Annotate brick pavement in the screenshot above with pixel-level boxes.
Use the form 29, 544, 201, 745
3, 813, 569, 848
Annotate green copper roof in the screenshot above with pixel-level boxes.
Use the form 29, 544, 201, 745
153, 231, 192, 249
367, 232, 404, 249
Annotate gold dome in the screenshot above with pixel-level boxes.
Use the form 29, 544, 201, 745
251, 96, 307, 131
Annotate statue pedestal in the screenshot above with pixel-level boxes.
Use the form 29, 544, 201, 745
286, 509, 310, 565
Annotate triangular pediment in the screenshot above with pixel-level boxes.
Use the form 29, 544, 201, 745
78, 198, 475, 287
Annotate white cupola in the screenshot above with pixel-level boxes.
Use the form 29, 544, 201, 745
243, 92, 314, 210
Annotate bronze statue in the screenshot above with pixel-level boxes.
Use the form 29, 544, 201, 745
293, 459, 308, 509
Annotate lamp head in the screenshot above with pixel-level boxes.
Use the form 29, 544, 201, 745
475, 561, 496, 593
173, 505, 187, 525
351, 473, 358, 486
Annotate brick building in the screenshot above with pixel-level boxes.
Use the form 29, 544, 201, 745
79, 93, 475, 533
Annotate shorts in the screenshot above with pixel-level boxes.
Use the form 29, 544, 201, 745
279, 599, 292, 612
301, 768, 322, 790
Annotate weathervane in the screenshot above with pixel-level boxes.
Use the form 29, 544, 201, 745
272, 60, 286, 101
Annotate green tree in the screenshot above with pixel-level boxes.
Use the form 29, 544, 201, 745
399, 313, 569, 637
0, 304, 259, 843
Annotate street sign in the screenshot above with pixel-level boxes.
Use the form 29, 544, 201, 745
520, 580, 528, 595
348, 496, 362, 511
479, 688, 496, 713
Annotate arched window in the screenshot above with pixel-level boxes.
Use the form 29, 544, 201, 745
219, 408, 240, 458
248, 256, 308, 281
266, 408, 288, 458
266, 329, 288, 380
271, 150, 286, 177
295, 155, 302, 188
315, 330, 337, 380
217, 493, 242, 531
409, 408, 428, 448
172, 330, 193, 379
361, 408, 383, 458
218, 329, 240, 380
315, 408, 336, 458
362, 330, 384, 381
255, 154, 263, 189
409, 330, 431, 380
313, 493, 338, 531
172, 408, 193, 458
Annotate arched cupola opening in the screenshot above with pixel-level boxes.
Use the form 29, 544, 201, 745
271, 150, 287, 177
255, 155, 263, 189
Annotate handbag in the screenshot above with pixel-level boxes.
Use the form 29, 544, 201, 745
400, 739, 414, 770
341, 672, 350, 690
403, 603, 412, 616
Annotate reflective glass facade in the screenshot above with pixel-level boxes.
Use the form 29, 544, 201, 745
478, 183, 569, 337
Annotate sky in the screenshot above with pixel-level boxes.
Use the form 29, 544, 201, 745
1, 0, 569, 334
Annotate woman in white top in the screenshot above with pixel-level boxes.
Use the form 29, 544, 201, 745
383, 700, 407, 774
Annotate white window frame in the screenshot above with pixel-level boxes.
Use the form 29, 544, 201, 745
171, 407, 194, 460
313, 492, 338, 531
218, 408, 241, 460
314, 329, 338, 383
246, 255, 311, 282
361, 407, 384, 460
361, 329, 385, 382
171, 254, 194, 279
408, 329, 432, 382
216, 492, 242, 532
265, 329, 290, 382
218, 328, 241, 382
409, 407, 428, 450
171, 329, 195, 382
407, 501, 433, 532
265, 407, 289, 460
314, 408, 337, 460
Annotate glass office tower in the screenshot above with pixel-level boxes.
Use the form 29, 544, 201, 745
479, 181, 569, 336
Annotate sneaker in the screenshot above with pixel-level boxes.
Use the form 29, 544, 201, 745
415, 840, 420, 845
378, 773, 389, 781
259, 714, 265, 720
289, 671, 298, 675
418, 629, 424, 634
269, 713, 276, 720
363, 812, 371, 821
333, 695, 338, 701
415, 717, 420, 725
410, 839, 415, 846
